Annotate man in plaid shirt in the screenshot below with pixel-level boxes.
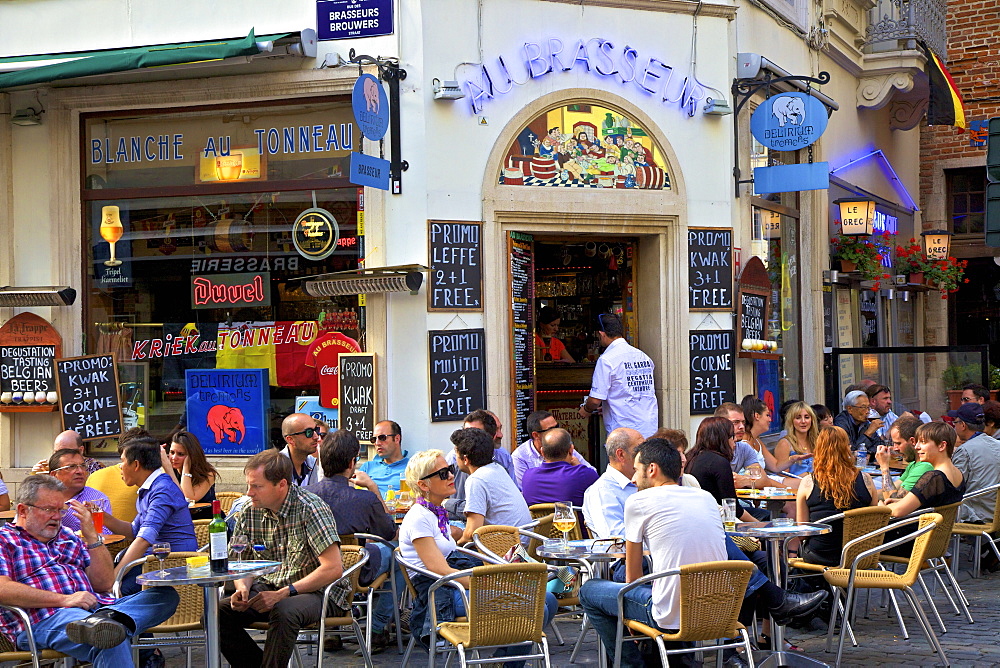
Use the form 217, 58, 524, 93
0, 475, 177, 666
219, 448, 345, 667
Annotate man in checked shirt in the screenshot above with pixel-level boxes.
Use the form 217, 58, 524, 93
219, 448, 345, 667
0, 475, 177, 666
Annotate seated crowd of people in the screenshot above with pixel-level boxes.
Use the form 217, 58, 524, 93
1, 377, 996, 668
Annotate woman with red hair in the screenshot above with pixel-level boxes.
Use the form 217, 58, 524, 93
795, 426, 878, 565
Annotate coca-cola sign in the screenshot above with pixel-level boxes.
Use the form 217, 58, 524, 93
190, 272, 272, 310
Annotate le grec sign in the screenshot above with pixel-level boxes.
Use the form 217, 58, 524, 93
750, 92, 828, 151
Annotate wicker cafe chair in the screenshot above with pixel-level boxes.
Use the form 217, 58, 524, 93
0, 604, 69, 668
951, 482, 1000, 578
428, 562, 552, 668
113, 552, 205, 668
192, 519, 211, 550
823, 513, 948, 667
248, 545, 373, 668
879, 501, 969, 632
613, 560, 754, 668
215, 491, 243, 514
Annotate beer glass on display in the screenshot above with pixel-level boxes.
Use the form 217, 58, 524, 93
100, 206, 124, 266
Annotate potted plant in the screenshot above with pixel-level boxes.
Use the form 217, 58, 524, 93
893, 237, 933, 284
923, 255, 969, 298
831, 228, 892, 290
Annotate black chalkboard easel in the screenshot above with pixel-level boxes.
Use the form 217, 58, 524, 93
338, 352, 378, 444
688, 228, 734, 311
429, 328, 487, 422
55, 354, 123, 441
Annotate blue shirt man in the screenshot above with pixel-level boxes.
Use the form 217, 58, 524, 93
582, 428, 644, 539
358, 420, 410, 496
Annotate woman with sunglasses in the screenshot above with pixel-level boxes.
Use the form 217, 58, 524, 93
400, 449, 558, 661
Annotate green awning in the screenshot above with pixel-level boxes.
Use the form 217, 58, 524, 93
0, 30, 289, 90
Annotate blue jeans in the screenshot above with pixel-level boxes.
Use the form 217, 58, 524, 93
371, 541, 405, 633
16, 587, 179, 668
611, 538, 767, 595
579, 580, 694, 667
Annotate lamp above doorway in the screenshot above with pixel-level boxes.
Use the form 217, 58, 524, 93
836, 197, 876, 236
922, 229, 952, 259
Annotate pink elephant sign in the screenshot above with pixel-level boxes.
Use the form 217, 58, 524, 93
185, 369, 270, 455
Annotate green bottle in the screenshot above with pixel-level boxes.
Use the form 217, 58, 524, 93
209, 499, 228, 574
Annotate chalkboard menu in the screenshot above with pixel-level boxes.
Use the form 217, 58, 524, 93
689, 330, 736, 414
509, 231, 535, 444
737, 256, 772, 345
0, 312, 62, 412
429, 328, 487, 422
339, 352, 378, 444
55, 354, 123, 440
428, 221, 483, 311
739, 292, 767, 341
688, 228, 733, 311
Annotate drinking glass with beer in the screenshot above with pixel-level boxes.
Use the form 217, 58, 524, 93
85, 501, 104, 534
553, 502, 576, 550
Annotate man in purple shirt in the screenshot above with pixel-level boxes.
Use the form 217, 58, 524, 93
0, 475, 177, 666
47, 449, 112, 535
102, 437, 197, 595
521, 428, 600, 507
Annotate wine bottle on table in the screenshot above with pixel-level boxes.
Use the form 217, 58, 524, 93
209, 499, 229, 574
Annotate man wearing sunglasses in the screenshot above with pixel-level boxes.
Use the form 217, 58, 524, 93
357, 420, 410, 497
279, 413, 321, 487
47, 449, 111, 535
579, 312, 658, 439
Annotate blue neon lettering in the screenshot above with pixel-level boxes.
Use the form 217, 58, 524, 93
523, 42, 550, 78
596, 40, 618, 76
572, 40, 591, 72
619, 46, 638, 83
548, 38, 569, 72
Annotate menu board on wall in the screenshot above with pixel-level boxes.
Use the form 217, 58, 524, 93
428, 221, 483, 311
689, 330, 736, 414
0, 313, 62, 412
737, 256, 772, 344
429, 329, 487, 422
339, 352, 377, 444
688, 228, 733, 311
55, 354, 123, 440
509, 232, 535, 444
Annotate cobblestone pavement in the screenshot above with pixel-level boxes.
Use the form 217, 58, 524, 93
161, 544, 1000, 667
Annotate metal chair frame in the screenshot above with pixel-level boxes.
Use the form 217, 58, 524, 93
349, 532, 404, 655
950, 482, 1000, 578
0, 604, 70, 668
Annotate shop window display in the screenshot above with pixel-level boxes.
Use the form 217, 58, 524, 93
83, 102, 361, 451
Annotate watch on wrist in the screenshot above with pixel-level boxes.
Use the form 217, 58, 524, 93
287, 583, 298, 597
86, 536, 105, 550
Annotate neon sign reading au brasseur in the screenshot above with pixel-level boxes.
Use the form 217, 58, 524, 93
460, 37, 714, 116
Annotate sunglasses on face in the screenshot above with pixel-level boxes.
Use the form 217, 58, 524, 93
371, 434, 393, 444
287, 427, 319, 439
536, 423, 561, 435
420, 464, 456, 481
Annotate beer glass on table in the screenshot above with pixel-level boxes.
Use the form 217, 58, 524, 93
553, 502, 576, 550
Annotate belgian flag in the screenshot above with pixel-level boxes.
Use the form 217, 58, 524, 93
919, 41, 966, 130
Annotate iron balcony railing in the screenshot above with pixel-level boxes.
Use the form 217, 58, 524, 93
864, 0, 946, 58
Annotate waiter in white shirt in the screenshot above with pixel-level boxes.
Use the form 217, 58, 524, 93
579, 313, 658, 438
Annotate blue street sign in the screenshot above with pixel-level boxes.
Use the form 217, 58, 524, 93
753, 162, 830, 194
750, 92, 829, 152
317, 0, 394, 41
352, 73, 389, 141
350, 152, 391, 190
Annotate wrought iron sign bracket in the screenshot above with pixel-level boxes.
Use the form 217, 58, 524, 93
349, 50, 409, 194
731, 71, 832, 197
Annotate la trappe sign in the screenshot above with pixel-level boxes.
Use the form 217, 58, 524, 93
750, 92, 828, 151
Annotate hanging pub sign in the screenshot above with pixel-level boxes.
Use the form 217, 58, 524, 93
737, 256, 772, 348
749, 92, 829, 151
352, 73, 390, 141
0, 313, 61, 412
317, 0, 394, 42
191, 272, 271, 309
292, 207, 340, 260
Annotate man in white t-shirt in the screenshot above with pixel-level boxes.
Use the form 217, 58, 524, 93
580, 439, 826, 667
454, 428, 531, 544
579, 313, 658, 438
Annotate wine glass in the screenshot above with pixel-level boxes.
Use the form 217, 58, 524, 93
152, 542, 171, 576
747, 464, 762, 494
231, 534, 248, 566
397, 490, 412, 511
553, 502, 576, 550
100, 206, 124, 267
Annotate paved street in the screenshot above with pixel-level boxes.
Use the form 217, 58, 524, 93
162, 542, 1000, 667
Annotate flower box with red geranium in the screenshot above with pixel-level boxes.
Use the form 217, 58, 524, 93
924, 256, 969, 297
831, 228, 893, 290
893, 237, 934, 284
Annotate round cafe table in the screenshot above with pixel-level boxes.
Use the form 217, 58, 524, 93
727, 521, 831, 668
737, 488, 797, 519
137, 560, 279, 668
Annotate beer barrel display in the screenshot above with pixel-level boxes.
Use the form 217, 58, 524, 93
503, 167, 524, 185
636, 165, 666, 189
209, 216, 253, 253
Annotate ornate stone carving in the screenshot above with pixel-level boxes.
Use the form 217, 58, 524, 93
889, 99, 927, 130
857, 72, 915, 110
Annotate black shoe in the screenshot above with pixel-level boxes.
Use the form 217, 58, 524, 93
65, 612, 129, 649
770, 590, 828, 626
323, 635, 344, 652
356, 629, 391, 656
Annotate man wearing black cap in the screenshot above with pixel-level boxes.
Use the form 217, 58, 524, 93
947, 402, 1000, 524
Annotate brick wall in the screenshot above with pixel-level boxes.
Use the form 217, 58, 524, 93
919, 0, 1000, 214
